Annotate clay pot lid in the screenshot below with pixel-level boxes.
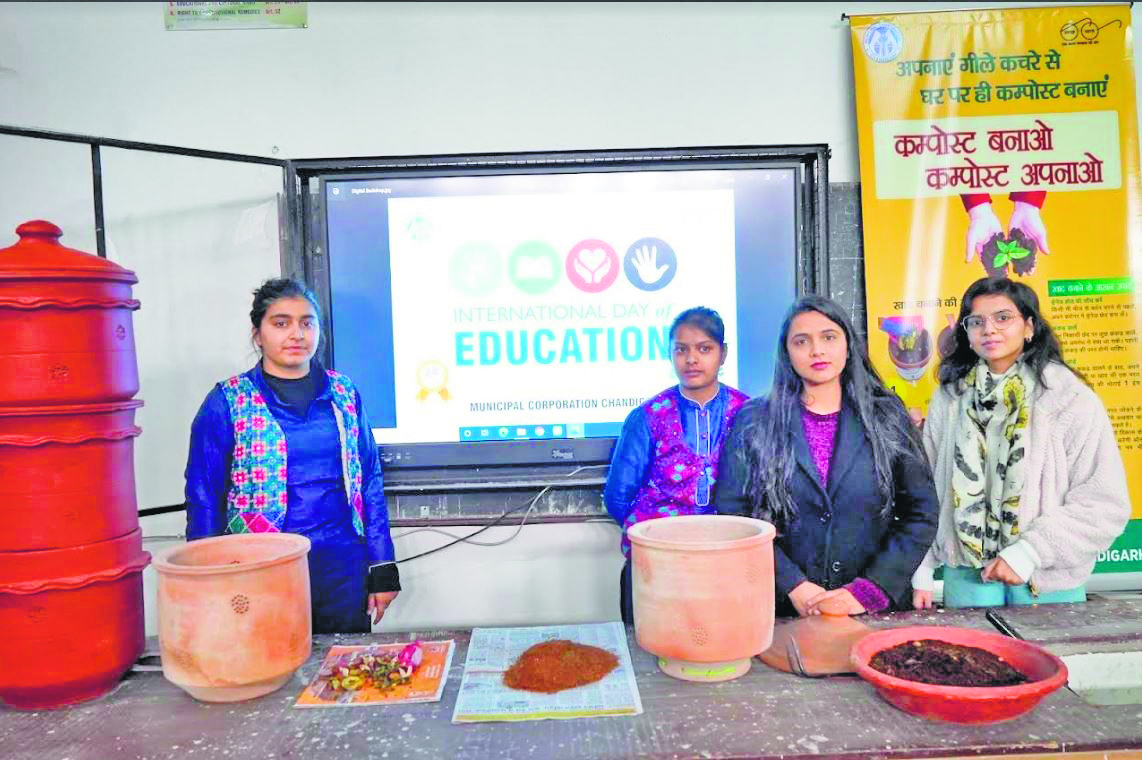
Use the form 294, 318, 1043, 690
0, 220, 138, 283
758, 596, 873, 676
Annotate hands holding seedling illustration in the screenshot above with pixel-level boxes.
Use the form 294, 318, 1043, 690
965, 202, 1004, 264
963, 192, 1049, 277
1008, 200, 1050, 257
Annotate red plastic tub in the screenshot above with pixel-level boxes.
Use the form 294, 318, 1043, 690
0, 401, 143, 551
0, 528, 150, 709
851, 625, 1068, 724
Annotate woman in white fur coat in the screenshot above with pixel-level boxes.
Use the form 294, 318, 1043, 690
913, 277, 1130, 609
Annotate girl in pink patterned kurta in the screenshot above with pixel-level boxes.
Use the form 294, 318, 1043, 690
604, 307, 748, 622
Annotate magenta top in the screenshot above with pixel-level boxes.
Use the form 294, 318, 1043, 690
800, 406, 840, 485
800, 405, 890, 613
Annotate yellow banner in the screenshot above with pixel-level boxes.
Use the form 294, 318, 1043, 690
850, 5, 1142, 573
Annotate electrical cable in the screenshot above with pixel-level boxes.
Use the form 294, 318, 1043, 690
392, 484, 563, 546
392, 464, 609, 564
391, 491, 543, 563
138, 464, 610, 563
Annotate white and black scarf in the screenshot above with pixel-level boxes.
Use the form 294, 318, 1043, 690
950, 359, 1034, 566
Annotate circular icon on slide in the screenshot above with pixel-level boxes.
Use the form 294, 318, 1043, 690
407, 216, 433, 242
508, 241, 561, 295
449, 242, 502, 297
565, 239, 619, 293
623, 237, 677, 291
415, 360, 450, 401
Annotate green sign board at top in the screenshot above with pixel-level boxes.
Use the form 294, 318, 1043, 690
165, 2, 307, 31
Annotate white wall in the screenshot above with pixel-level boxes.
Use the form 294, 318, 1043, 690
4, 2, 1141, 633
6, 2, 1136, 186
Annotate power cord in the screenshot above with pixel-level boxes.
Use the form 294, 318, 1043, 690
392, 464, 609, 564
138, 465, 611, 563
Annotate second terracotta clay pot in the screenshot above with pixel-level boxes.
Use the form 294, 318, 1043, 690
628, 515, 776, 680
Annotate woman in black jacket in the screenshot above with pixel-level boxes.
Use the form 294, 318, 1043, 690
714, 296, 938, 617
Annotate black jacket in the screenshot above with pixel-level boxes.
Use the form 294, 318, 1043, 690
714, 397, 938, 615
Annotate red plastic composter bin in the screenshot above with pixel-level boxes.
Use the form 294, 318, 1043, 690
0, 528, 150, 709
0, 220, 140, 406
0, 221, 148, 709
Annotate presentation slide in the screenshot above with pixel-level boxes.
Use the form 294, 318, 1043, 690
325, 168, 796, 444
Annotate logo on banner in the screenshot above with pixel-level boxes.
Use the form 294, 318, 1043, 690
863, 21, 903, 63
1059, 17, 1122, 46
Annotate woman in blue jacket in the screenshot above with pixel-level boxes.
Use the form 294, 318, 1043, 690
715, 296, 937, 618
184, 278, 400, 633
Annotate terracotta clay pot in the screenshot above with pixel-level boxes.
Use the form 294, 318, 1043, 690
0, 401, 142, 552
0, 528, 150, 709
628, 515, 775, 681
851, 625, 1068, 724
154, 533, 312, 702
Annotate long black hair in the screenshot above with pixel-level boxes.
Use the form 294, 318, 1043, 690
938, 277, 1080, 389
737, 295, 927, 525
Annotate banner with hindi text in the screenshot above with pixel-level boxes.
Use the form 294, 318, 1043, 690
849, 5, 1142, 576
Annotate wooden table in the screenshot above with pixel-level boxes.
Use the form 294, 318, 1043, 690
2, 595, 1141, 760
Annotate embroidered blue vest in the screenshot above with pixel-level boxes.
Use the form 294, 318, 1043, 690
219, 369, 365, 535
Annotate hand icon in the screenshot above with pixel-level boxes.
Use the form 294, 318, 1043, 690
965, 202, 1003, 263
1008, 200, 1050, 256
630, 244, 669, 285
622, 237, 678, 291
572, 248, 611, 284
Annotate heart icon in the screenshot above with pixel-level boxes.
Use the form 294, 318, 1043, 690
577, 248, 608, 275
565, 239, 619, 293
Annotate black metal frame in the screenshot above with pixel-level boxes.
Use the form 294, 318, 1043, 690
0, 123, 293, 263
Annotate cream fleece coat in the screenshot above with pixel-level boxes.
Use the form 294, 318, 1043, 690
913, 362, 1131, 593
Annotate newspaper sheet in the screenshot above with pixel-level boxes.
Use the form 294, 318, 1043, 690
451, 622, 643, 723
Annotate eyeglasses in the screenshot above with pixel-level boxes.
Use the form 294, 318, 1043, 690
961, 310, 1021, 333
